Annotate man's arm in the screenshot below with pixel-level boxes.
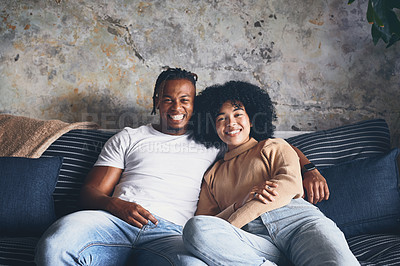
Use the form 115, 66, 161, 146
80, 166, 158, 228
290, 145, 330, 204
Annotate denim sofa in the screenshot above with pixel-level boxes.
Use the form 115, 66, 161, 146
0, 119, 399, 265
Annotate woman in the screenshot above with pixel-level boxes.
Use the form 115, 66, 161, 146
183, 81, 359, 266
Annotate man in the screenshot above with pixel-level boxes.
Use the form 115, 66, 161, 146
36, 68, 328, 265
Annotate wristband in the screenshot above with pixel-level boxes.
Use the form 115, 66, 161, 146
301, 162, 316, 175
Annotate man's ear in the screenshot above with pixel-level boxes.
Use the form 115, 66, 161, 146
154, 96, 160, 109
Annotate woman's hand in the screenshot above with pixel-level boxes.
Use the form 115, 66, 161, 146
234, 180, 279, 210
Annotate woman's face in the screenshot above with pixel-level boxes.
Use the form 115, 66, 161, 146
215, 101, 252, 151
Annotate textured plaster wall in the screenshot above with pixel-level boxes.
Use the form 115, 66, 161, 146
1, 0, 399, 145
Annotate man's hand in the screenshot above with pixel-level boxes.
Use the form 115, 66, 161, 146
234, 180, 278, 210
107, 198, 158, 228
302, 169, 330, 204
80, 166, 158, 229
289, 144, 330, 204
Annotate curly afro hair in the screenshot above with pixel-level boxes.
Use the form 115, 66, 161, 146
191, 80, 277, 148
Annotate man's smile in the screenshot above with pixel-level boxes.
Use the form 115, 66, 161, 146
168, 114, 185, 121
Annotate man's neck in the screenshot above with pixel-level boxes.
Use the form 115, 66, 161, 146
152, 124, 187, 136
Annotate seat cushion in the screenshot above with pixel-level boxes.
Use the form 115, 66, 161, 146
348, 234, 400, 265
0, 156, 63, 237
0, 237, 38, 266
315, 148, 400, 238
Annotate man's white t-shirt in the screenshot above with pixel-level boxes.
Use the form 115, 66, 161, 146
94, 124, 220, 226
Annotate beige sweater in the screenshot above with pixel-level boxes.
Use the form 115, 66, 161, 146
196, 138, 303, 228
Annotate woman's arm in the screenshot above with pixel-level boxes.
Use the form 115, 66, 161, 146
195, 180, 222, 216
196, 175, 278, 221
228, 139, 304, 228
290, 145, 330, 204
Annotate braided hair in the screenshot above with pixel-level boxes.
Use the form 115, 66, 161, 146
151, 67, 198, 115
192, 80, 277, 148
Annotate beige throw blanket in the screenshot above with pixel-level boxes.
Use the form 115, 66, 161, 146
0, 114, 99, 158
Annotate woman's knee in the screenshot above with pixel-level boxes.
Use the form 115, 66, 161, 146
184, 216, 226, 235
183, 216, 226, 246
183, 216, 206, 243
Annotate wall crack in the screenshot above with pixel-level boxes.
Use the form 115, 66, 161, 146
102, 15, 145, 63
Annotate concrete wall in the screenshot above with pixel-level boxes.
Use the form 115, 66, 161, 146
1, 0, 399, 146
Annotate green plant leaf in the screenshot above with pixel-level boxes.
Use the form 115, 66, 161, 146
372, 24, 383, 44
370, 0, 400, 47
367, 0, 375, 23
374, 11, 385, 27
368, 0, 385, 26
349, 0, 400, 47
388, 0, 400, 9
387, 34, 400, 47
373, 10, 385, 27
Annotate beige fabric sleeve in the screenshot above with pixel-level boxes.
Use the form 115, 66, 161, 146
195, 174, 222, 216
228, 139, 303, 228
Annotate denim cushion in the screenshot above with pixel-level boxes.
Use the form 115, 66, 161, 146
316, 148, 400, 238
0, 156, 63, 236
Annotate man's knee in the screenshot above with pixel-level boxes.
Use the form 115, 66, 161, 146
35, 211, 102, 265
35, 216, 77, 264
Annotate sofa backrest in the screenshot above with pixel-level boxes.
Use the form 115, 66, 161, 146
42, 119, 391, 218
41, 129, 115, 218
285, 119, 391, 168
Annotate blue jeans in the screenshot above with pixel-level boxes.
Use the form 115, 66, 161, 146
183, 198, 360, 266
35, 210, 205, 265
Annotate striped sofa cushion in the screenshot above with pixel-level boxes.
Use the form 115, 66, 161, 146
0, 237, 37, 266
41, 129, 115, 218
348, 234, 400, 266
285, 119, 391, 168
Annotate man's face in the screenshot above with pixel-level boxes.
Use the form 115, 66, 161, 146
155, 79, 195, 135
